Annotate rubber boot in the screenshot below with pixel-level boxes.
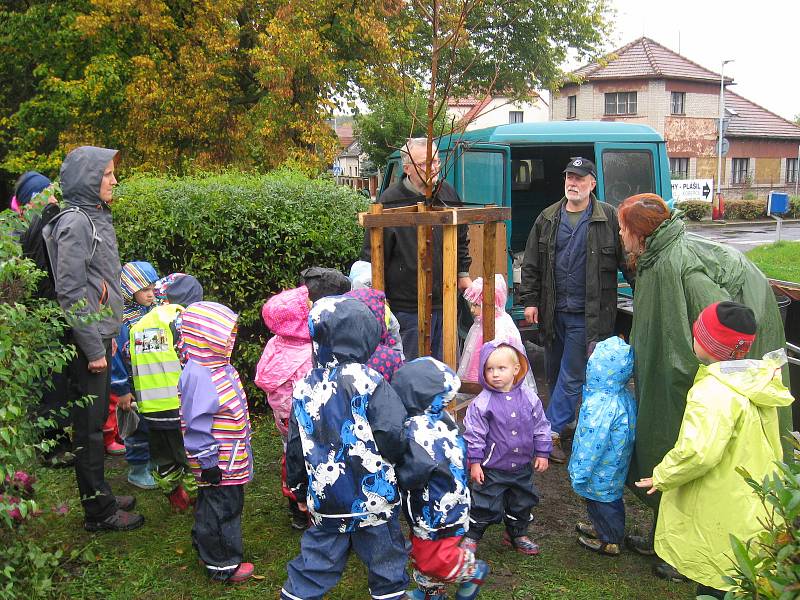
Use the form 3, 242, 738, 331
167, 485, 192, 512
128, 463, 157, 489
455, 560, 490, 600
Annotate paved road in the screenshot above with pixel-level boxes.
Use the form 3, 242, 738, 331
689, 221, 800, 253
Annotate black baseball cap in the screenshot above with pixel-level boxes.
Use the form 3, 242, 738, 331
563, 157, 597, 179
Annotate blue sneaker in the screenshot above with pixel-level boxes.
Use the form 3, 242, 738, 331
406, 589, 447, 600
455, 560, 489, 600
127, 463, 157, 490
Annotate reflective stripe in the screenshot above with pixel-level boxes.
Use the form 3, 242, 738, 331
138, 386, 181, 402
134, 361, 181, 376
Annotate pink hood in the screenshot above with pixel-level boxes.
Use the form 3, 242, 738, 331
255, 286, 313, 393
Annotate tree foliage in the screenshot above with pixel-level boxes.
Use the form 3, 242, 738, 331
354, 87, 450, 170
0, 0, 405, 176
1, 0, 610, 181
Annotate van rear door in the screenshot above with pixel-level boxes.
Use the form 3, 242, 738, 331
594, 142, 663, 207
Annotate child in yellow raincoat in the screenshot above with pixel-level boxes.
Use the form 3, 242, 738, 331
636, 301, 794, 598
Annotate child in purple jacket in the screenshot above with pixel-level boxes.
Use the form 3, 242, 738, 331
462, 338, 551, 557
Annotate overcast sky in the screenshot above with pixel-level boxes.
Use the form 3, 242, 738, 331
606, 0, 799, 121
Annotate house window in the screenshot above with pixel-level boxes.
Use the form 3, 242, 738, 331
509, 111, 524, 124
604, 92, 637, 115
670, 157, 689, 179
787, 158, 798, 184
670, 92, 685, 115
567, 95, 577, 119
732, 158, 750, 184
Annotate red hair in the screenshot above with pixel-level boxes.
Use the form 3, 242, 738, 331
618, 194, 671, 269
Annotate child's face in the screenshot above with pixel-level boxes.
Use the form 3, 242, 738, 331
693, 337, 717, 365
133, 284, 156, 307
469, 302, 481, 317
484, 347, 520, 392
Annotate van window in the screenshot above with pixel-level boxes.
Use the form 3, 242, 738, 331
601, 150, 655, 206
460, 151, 505, 205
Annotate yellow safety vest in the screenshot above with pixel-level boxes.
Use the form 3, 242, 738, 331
130, 304, 184, 414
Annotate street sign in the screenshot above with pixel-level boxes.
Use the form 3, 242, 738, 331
671, 178, 713, 203
768, 191, 790, 216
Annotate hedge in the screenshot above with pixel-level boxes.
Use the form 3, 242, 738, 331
675, 200, 710, 221
112, 170, 369, 409
723, 199, 767, 220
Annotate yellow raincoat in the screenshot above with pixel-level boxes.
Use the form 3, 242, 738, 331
652, 351, 794, 589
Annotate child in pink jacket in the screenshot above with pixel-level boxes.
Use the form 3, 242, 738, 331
254, 285, 313, 529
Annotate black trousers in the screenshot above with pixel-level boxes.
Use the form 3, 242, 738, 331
37, 367, 72, 453
193, 485, 245, 581
70, 339, 117, 520
147, 427, 188, 477
467, 464, 539, 539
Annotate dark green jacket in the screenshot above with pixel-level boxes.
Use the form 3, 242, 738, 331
518, 195, 629, 347
626, 212, 792, 509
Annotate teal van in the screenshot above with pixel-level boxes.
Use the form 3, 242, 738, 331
378, 121, 673, 328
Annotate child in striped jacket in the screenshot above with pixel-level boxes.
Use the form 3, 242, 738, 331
178, 301, 254, 583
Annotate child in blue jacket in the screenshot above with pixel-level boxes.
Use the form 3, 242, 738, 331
393, 357, 489, 600
281, 296, 409, 600
567, 336, 636, 556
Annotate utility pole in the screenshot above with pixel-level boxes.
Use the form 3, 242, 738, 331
715, 59, 733, 220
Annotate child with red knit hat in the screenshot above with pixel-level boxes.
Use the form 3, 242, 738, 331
636, 301, 794, 599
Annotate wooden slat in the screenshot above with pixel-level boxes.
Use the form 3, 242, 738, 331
442, 224, 458, 371
482, 221, 497, 343
417, 202, 432, 357
368, 203, 384, 291
360, 206, 511, 228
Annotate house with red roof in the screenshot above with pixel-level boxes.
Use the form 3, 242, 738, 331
552, 37, 800, 196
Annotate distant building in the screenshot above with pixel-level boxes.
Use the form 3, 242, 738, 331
551, 36, 800, 197
448, 94, 549, 131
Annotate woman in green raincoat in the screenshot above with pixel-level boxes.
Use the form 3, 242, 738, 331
617, 194, 791, 571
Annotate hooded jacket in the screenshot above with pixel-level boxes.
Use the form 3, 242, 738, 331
178, 302, 253, 487
254, 286, 313, 436
392, 358, 469, 541
285, 296, 408, 531
463, 338, 551, 471
627, 212, 792, 508
345, 287, 404, 381
43, 146, 123, 361
652, 351, 794, 590
110, 261, 161, 396
518, 195, 629, 347
568, 336, 636, 502
360, 177, 471, 312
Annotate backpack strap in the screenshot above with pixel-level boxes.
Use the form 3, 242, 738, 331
46, 206, 101, 259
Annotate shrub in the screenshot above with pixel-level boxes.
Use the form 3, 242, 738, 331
724, 199, 766, 221
0, 209, 76, 598
788, 196, 800, 219
112, 170, 369, 408
675, 201, 711, 221
722, 437, 800, 599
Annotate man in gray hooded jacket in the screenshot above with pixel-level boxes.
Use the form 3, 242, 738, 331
44, 146, 144, 531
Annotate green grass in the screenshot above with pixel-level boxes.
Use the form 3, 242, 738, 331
747, 240, 800, 282
28, 418, 696, 599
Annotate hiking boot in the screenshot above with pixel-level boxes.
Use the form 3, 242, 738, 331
461, 537, 478, 555
128, 464, 158, 490
167, 485, 192, 513
575, 521, 598, 539
291, 511, 309, 530
562, 419, 578, 441
550, 435, 567, 464
577, 534, 620, 556
227, 562, 254, 583
84, 509, 144, 532
115, 495, 136, 511
455, 559, 490, 600
653, 560, 689, 582
624, 534, 655, 556
105, 441, 125, 456
503, 531, 540, 555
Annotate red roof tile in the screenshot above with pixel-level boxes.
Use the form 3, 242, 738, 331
572, 37, 730, 84
725, 92, 800, 139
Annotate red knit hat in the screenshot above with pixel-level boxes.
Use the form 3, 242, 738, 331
693, 301, 757, 361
